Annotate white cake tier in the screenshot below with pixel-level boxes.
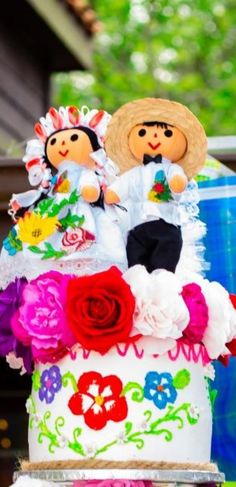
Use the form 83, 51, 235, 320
27, 341, 212, 464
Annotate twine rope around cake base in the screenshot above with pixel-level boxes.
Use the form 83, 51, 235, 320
20, 459, 218, 472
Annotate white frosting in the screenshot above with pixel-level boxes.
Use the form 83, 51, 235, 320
28, 342, 212, 464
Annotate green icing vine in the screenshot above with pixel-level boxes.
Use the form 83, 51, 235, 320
28, 399, 199, 457
122, 382, 145, 402
95, 403, 198, 456
29, 396, 85, 456
62, 372, 78, 392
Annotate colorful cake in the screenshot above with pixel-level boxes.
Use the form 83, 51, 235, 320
0, 100, 234, 486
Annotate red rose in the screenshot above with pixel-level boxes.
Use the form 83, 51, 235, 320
66, 266, 135, 353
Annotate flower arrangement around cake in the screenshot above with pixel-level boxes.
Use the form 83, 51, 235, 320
1, 265, 236, 374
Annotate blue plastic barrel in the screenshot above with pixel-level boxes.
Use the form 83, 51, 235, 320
199, 176, 236, 293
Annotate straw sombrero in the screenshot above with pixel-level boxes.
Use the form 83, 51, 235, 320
105, 98, 207, 179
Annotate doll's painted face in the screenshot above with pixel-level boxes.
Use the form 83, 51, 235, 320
128, 123, 187, 162
46, 128, 95, 169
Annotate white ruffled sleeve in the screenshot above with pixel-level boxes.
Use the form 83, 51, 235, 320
79, 169, 100, 192
108, 166, 142, 202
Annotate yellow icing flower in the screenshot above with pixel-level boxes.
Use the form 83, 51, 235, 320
18, 212, 58, 245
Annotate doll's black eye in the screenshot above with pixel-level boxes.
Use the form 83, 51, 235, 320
138, 129, 146, 137
164, 129, 173, 138
50, 137, 57, 145
70, 134, 79, 142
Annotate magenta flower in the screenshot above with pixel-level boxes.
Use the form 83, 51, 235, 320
0, 278, 32, 373
11, 271, 76, 363
73, 481, 153, 487
182, 282, 209, 343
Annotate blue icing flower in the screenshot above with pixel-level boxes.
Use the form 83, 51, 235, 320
38, 365, 62, 404
144, 371, 177, 409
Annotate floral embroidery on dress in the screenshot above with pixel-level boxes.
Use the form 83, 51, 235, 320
3, 227, 22, 255
52, 171, 71, 194
62, 228, 95, 254
68, 371, 128, 430
144, 371, 177, 409
148, 170, 173, 203
39, 365, 62, 404
18, 212, 59, 245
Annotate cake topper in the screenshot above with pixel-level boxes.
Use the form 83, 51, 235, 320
105, 98, 207, 273
4, 106, 127, 263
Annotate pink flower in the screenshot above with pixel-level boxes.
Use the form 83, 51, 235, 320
11, 271, 76, 363
182, 283, 208, 343
62, 228, 95, 254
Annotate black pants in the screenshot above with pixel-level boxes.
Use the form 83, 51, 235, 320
126, 219, 182, 273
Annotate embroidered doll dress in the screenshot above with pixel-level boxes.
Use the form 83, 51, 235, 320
1, 158, 127, 283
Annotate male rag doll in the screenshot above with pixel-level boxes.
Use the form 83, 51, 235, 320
105, 98, 207, 272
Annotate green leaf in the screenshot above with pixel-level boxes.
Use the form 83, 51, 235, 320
28, 242, 66, 259
8, 230, 23, 251
36, 198, 54, 216
28, 245, 44, 254
58, 210, 85, 231
68, 189, 79, 204
173, 369, 191, 389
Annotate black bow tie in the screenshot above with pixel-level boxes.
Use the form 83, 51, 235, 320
143, 154, 162, 165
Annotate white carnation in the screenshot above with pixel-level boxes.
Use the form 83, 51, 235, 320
201, 280, 234, 359
123, 266, 189, 354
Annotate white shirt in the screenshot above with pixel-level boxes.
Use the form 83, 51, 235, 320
109, 159, 186, 226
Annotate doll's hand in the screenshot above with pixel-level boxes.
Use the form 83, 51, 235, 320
81, 186, 100, 203
169, 174, 187, 193
104, 189, 121, 204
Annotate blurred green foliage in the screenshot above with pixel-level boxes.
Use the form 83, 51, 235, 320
52, 0, 236, 135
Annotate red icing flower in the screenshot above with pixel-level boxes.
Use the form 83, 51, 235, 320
68, 371, 128, 430
153, 183, 165, 193
66, 266, 135, 353
62, 228, 95, 254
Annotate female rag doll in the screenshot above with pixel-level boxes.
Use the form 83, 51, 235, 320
2, 105, 126, 270
104, 98, 207, 273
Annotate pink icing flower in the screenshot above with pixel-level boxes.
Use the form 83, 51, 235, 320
182, 282, 208, 343
11, 271, 76, 363
62, 228, 95, 254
